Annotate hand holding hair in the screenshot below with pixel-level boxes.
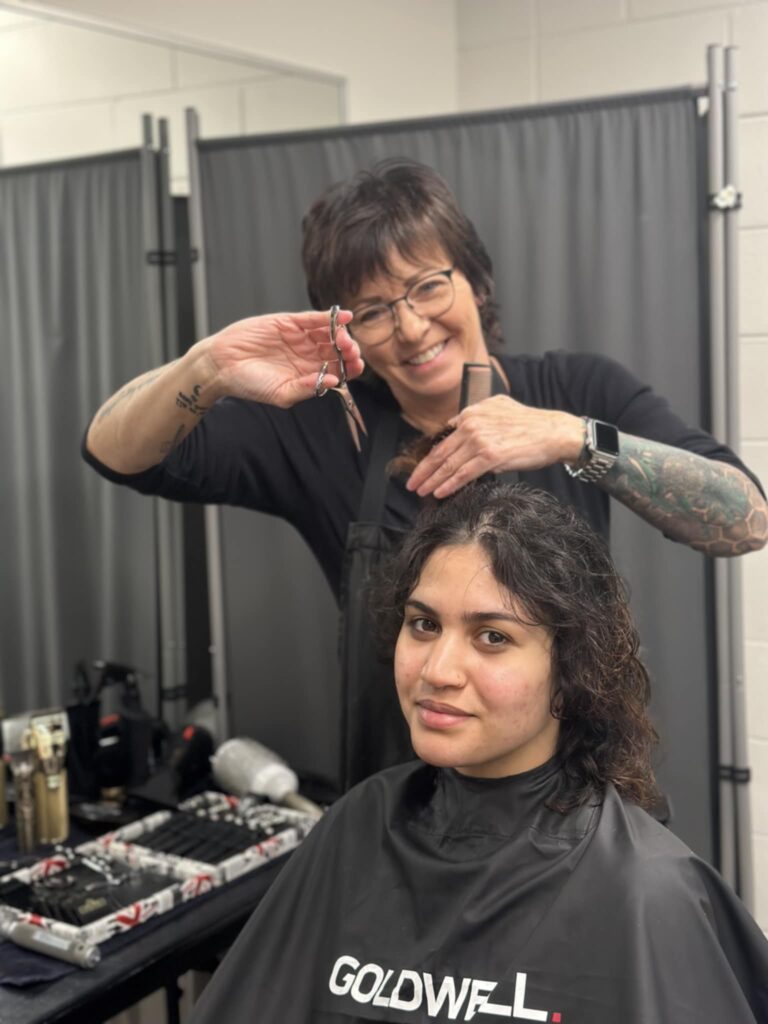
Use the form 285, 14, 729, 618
405, 395, 584, 499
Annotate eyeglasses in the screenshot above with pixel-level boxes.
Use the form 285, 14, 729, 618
349, 268, 455, 347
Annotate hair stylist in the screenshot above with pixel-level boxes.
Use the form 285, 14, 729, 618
83, 159, 767, 784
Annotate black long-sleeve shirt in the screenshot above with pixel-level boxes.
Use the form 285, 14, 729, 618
83, 350, 762, 599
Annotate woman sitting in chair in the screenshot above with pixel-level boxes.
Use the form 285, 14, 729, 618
191, 483, 768, 1024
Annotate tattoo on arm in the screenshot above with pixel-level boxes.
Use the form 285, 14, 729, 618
97, 371, 162, 420
176, 384, 209, 417
599, 434, 768, 556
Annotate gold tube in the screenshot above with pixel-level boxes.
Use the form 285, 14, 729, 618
44, 768, 69, 845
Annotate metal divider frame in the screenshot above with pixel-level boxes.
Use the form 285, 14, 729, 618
707, 44, 753, 908
185, 107, 231, 744
158, 116, 188, 731
139, 115, 170, 722
140, 114, 189, 733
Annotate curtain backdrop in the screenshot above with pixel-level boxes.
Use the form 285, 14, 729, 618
0, 151, 164, 715
196, 90, 716, 859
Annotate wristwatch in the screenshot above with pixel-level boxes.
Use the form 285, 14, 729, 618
564, 418, 620, 483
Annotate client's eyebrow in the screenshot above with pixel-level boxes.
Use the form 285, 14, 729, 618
405, 598, 522, 625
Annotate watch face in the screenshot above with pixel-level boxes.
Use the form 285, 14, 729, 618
593, 420, 620, 456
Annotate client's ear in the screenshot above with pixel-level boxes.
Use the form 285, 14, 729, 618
550, 683, 566, 721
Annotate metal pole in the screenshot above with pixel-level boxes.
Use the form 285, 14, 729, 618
186, 107, 231, 743
723, 46, 753, 908
707, 47, 727, 446
156, 116, 188, 732
157, 119, 178, 358
707, 44, 737, 889
140, 114, 176, 723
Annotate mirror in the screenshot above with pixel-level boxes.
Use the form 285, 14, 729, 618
0, 4, 346, 189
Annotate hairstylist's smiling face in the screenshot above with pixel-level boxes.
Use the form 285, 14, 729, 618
345, 246, 489, 426
394, 542, 559, 778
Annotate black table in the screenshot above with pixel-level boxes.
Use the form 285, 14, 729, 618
0, 855, 286, 1024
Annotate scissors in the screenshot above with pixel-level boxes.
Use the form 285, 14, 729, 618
314, 305, 368, 452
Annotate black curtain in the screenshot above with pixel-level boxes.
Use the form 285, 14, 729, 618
196, 90, 716, 860
0, 150, 165, 714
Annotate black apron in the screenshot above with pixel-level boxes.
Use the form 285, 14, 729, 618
338, 406, 411, 792
337, 365, 513, 793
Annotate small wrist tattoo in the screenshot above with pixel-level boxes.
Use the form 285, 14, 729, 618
176, 384, 209, 417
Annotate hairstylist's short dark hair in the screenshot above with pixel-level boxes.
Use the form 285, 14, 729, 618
301, 158, 502, 348
371, 482, 660, 813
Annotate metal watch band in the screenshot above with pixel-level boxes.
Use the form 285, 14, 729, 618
564, 417, 619, 483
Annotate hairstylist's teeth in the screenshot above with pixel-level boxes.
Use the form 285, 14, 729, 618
407, 342, 446, 366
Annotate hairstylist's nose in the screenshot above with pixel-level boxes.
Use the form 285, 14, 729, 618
393, 302, 430, 345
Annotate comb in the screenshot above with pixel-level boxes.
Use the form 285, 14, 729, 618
459, 363, 493, 411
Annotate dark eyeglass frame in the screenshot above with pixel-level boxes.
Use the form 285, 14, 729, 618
349, 267, 456, 346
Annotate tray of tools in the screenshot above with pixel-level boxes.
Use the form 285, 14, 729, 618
79, 791, 317, 885
0, 793, 317, 948
0, 845, 194, 946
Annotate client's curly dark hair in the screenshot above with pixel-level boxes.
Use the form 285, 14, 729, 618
370, 482, 660, 813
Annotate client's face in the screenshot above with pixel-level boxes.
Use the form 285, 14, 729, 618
394, 542, 559, 778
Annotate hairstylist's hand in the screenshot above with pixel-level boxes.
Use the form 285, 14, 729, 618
203, 309, 364, 407
405, 395, 585, 499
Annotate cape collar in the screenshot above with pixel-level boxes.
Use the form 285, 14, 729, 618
426, 757, 566, 838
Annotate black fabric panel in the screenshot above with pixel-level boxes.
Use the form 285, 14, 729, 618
0, 152, 162, 713
196, 93, 718, 860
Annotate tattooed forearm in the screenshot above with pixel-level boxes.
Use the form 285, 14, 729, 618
176, 384, 209, 417
97, 371, 162, 420
599, 434, 768, 556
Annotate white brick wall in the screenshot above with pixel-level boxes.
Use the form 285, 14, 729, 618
731, 15, 768, 875
457, 0, 532, 48
458, 0, 768, 926
458, 39, 535, 110
539, 11, 728, 101
740, 119, 768, 228
740, 231, 768, 335
731, 5, 768, 115
630, 0, 743, 17
539, 0, 625, 34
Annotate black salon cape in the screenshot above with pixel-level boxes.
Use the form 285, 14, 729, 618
191, 760, 768, 1023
